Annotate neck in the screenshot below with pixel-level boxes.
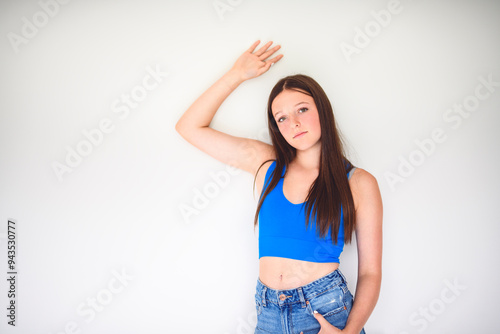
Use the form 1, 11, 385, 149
292, 141, 321, 171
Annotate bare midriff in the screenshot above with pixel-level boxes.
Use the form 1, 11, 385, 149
259, 256, 339, 290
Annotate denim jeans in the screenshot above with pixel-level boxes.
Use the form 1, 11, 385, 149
254, 268, 366, 334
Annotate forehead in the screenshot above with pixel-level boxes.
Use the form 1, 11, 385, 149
271, 89, 314, 110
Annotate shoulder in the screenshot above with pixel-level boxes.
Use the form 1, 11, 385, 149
349, 167, 377, 185
348, 168, 382, 212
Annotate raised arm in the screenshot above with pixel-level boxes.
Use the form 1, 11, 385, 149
175, 40, 283, 176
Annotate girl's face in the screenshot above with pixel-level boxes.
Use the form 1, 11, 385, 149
271, 89, 322, 151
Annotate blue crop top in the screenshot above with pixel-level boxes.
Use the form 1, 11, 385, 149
258, 161, 356, 263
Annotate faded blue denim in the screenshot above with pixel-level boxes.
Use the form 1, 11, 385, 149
254, 269, 366, 334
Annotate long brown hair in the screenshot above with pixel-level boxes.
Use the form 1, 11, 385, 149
252, 74, 356, 245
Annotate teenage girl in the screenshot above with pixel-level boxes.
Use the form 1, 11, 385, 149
175, 40, 383, 334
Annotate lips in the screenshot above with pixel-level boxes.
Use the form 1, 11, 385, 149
293, 131, 307, 138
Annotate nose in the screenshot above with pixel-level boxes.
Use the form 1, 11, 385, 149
289, 114, 300, 128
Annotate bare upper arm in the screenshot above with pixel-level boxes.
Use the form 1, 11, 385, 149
349, 168, 383, 277
175, 125, 276, 177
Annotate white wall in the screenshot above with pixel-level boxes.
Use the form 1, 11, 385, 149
1, 0, 499, 333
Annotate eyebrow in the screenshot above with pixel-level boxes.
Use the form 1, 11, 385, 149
273, 102, 309, 117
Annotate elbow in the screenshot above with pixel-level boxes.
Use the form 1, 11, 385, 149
175, 121, 183, 134
175, 119, 188, 137
175, 116, 208, 140
358, 267, 382, 284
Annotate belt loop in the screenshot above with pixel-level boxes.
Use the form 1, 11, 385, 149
297, 287, 307, 308
337, 269, 347, 284
261, 286, 267, 307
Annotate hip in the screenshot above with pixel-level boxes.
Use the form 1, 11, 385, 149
254, 268, 366, 334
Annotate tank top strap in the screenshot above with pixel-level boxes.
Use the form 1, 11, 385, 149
347, 167, 357, 180
259, 160, 277, 201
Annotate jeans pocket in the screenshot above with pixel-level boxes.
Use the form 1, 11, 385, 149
307, 283, 348, 318
344, 288, 354, 311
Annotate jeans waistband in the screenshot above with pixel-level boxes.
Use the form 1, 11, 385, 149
256, 268, 347, 308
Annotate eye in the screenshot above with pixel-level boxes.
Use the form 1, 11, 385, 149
298, 107, 308, 113
277, 116, 285, 123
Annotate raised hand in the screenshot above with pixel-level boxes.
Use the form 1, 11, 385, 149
229, 40, 283, 82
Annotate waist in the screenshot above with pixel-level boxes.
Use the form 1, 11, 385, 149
256, 266, 347, 305
259, 257, 340, 290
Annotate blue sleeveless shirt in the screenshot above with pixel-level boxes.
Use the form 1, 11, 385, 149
258, 161, 356, 263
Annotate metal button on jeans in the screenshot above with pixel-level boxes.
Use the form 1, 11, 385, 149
279, 294, 286, 301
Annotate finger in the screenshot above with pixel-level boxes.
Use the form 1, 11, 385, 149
265, 54, 284, 64
258, 55, 281, 75
259, 45, 281, 60
247, 40, 261, 53
313, 311, 330, 327
260, 58, 275, 71
260, 62, 272, 74
254, 41, 273, 56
